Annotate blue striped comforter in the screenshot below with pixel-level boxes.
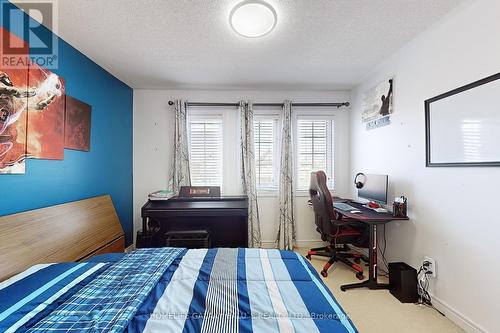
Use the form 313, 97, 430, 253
0, 248, 357, 333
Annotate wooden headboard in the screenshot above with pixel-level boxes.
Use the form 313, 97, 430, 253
0, 195, 125, 281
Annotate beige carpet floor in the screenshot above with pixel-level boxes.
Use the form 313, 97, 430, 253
295, 248, 464, 333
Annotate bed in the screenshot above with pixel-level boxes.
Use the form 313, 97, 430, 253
0, 197, 358, 333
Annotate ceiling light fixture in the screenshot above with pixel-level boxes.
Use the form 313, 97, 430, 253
230, 0, 277, 38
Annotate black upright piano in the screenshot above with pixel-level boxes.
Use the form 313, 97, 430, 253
140, 196, 248, 248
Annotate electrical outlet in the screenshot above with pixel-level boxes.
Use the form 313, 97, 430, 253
424, 256, 436, 278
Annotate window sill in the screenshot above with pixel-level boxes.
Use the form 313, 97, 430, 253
257, 191, 278, 197
294, 189, 335, 197
294, 191, 310, 197
256, 191, 315, 197
256, 190, 335, 198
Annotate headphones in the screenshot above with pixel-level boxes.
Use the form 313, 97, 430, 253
354, 173, 366, 189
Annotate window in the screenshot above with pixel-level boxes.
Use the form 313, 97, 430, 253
296, 117, 334, 191
254, 116, 279, 190
185, 108, 336, 196
188, 115, 223, 187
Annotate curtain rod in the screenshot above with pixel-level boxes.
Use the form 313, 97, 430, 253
167, 101, 350, 108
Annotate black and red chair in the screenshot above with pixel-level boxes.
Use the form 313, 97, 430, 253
306, 171, 368, 279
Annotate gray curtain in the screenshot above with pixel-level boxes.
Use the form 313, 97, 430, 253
167, 100, 191, 194
277, 100, 295, 250
239, 101, 262, 248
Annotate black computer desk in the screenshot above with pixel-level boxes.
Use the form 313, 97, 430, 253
333, 200, 409, 291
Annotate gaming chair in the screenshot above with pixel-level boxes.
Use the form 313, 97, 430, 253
307, 171, 368, 279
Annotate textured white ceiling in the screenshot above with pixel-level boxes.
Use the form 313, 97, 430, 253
51, 0, 464, 90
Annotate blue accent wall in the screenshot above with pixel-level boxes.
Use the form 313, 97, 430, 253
0, 0, 134, 245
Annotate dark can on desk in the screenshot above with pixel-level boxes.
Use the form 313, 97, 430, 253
393, 201, 407, 217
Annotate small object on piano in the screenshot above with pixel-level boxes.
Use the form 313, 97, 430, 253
179, 186, 221, 197
148, 190, 175, 201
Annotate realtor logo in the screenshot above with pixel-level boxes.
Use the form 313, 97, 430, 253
1, 0, 58, 69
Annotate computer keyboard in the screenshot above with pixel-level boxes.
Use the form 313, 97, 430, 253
333, 202, 358, 212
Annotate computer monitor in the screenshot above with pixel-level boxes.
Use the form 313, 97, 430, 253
358, 174, 388, 204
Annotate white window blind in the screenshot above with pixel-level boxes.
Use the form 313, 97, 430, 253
296, 118, 334, 190
254, 117, 278, 190
188, 116, 223, 187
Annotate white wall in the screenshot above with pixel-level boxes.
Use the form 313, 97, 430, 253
349, 1, 500, 332
133, 89, 351, 247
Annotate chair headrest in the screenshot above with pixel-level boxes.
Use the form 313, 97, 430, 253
309, 170, 334, 216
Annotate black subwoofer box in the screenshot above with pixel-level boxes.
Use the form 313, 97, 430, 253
165, 229, 211, 249
136, 231, 154, 248
389, 262, 418, 303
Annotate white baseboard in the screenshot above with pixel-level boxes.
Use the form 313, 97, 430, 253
125, 244, 136, 253
429, 293, 488, 333
261, 240, 325, 249
373, 260, 487, 332
295, 240, 325, 248
375, 259, 487, 332
260, 241, 277, 249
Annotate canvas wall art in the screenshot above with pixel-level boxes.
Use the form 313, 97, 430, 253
0, 28, 29, 174
1, 28, 91, 176
26, 63, 65, 160
362, 78, 393, 130
65, 96, 91, 151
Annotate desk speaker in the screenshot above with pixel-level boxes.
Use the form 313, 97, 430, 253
389, 262, 418, 303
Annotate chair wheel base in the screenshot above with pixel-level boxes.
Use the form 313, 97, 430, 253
320, 270, 328, 278
356, 272, 364, 280
354, 258, 361, 264
305, 254, 312, 260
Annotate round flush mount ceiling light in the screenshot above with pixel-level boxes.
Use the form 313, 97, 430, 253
230, 0, 277, 38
